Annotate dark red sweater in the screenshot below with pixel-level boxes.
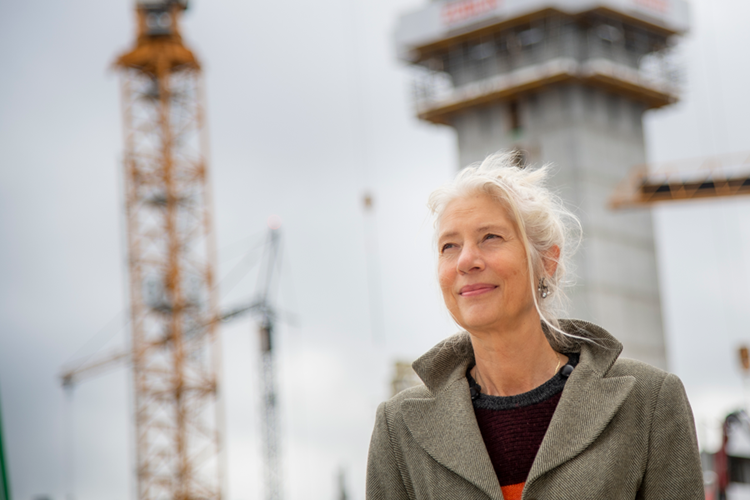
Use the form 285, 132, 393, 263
467, 353, 578, 500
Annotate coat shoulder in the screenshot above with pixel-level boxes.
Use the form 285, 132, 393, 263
606, 357, 688, 407
382, 383, 431, 416
608, 357, 668, 384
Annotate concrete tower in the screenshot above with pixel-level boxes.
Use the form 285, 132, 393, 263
395, 0, 689, 369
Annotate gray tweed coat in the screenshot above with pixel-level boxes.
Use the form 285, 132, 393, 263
366, 320, 704, 500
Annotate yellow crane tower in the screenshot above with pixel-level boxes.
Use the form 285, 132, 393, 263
116, 1, 222, 499
62, 1, 223, 499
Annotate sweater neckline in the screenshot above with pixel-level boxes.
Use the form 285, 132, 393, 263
467, 352, 579, 410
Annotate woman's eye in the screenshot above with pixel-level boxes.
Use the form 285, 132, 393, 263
440, 243, 456, 253
484, 233, 502, 241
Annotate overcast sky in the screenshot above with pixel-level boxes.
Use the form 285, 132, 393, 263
1, 0, 750, 499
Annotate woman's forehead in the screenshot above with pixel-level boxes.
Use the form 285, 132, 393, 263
438, 192, 516, 233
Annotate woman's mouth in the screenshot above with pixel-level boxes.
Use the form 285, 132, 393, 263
459, 284, 497, 297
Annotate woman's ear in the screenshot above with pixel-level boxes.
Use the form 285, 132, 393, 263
543, 245, 560, 277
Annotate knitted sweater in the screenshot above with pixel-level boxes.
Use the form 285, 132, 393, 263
467, 353, 579, 500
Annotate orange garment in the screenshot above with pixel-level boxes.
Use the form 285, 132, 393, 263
501, 482, 525, 500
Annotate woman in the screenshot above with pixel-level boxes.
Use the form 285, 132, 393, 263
366, 152, 703, 500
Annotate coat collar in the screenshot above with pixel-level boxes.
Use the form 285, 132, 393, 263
402, 320, 635, 499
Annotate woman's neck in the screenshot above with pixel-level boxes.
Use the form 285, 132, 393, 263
469, 318, 566, 397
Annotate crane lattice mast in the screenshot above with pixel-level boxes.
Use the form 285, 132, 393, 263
217, 226, 284, 500
257, 228, 282, 500
116, 1, 222, 499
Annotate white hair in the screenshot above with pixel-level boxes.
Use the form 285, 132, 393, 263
427, 151, 583, 348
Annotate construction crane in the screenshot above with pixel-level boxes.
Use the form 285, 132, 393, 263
117, 1, 223, 498
610, 151, 750, 208
61, 2, 223, 499
221, 225, 284, 500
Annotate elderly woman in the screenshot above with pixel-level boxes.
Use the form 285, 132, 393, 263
366, 153, 703, 500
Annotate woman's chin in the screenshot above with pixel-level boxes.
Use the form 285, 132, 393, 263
456, 316, 498, 334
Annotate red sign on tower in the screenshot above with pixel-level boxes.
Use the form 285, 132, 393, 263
633, 0, 669, 14
441, 0, 499, 27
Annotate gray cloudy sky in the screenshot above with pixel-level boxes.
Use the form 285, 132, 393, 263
1, 0, 750, 499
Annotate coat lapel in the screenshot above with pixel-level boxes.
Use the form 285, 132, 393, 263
401, 377, 504, 499
526, 363, 635, 484
404, 333, 503, 498
527, 321, 636, 485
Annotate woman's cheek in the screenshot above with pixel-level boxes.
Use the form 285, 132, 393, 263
437, 262, 454, 292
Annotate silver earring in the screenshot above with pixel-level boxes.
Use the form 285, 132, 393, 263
537, 277, 549, 299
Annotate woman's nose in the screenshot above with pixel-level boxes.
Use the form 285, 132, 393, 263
457, 245, 484, 274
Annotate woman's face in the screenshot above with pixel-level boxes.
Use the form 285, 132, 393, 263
437, 192, 536, 335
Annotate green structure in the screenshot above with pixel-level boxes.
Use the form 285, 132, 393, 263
0, 385, 10, 500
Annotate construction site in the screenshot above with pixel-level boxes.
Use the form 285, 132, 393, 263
0, 0, 750, 499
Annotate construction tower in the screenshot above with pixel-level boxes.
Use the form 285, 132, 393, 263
220, 227, 284, 500
395, 0, 689, 368
116, 1, 222, 498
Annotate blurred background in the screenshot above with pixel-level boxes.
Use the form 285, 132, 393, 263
1, 0, 749, 499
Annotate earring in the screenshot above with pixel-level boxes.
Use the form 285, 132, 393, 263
537, 277, 549, 299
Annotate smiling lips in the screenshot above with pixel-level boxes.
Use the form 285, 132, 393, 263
459, 283, 497, 297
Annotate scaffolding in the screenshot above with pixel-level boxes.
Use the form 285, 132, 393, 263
610, 151, 750, 208
408, 13, 682, 124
